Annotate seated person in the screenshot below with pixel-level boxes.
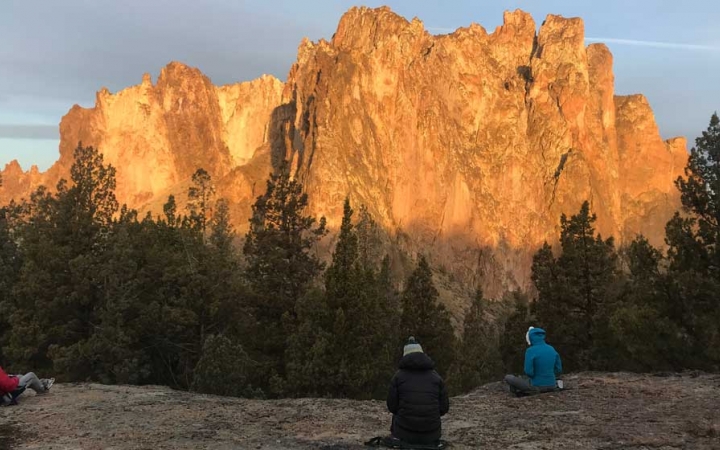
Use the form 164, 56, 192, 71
0, 365, 54, 405
504, 326, 562, 396
386, 337, 449, 446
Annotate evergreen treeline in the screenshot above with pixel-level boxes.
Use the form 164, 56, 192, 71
508, 113, 720, 373
0, 113, 718, 399
0, 147, 458, 398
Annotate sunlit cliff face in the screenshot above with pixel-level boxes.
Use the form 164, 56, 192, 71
0, 7, 687, 299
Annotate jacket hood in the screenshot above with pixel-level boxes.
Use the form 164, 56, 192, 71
398, 351, 436, 371
527, 327, 547, 346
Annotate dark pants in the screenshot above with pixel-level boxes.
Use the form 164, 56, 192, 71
504, 374, 556, 396
391, 416, 441, 445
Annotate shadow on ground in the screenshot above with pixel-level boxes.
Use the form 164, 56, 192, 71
0, 422, 19, 450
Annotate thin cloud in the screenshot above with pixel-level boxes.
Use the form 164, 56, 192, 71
586, 37, 720, 51
428, 26, 720, 52
0, 125, 58, 140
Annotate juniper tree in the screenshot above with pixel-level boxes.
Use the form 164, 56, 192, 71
451, 289, 503, 393
400, 255, 456, 377
284, 287, 335, 396
192, 334, 262, 398
80, 194, 247, 388
609, 236, 686, 371
499, 291, 533, 374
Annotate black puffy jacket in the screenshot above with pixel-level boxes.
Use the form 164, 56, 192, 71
386, 352, 450, 444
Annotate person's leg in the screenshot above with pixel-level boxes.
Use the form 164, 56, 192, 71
504, 374, 518, 394
504, 374, 534, 395
538, 385, 556, 392
18, 372, 47, 394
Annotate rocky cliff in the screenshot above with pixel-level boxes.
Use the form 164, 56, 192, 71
0, 7, 687, 298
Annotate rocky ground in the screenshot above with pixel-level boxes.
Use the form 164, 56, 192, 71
1, 372, 719, 449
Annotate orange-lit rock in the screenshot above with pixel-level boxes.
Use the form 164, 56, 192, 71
0, 7, 687, 299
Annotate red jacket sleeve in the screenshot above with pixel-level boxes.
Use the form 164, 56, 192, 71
0, 366, 20, 394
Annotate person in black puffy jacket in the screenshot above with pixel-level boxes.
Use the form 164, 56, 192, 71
386, 336, 450, 445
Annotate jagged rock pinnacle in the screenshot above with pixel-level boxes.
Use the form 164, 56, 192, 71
0, 7, 686, 298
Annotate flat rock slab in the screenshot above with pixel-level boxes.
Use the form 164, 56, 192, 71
1, 372, 719, 449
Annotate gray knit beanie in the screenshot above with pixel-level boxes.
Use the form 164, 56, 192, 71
403, 336, 423, 356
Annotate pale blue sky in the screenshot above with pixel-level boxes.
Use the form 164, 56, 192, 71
1, 0, 718, 171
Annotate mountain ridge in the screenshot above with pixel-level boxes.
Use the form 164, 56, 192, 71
0, 6, 688, 298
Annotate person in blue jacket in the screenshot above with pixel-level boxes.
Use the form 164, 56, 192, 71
504, 326, 562, 396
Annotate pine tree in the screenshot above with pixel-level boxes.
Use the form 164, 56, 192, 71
83, 194, 247, 388
665, 112, 720, 368
68, 144, 119, 227
326, 200, 396, 398
0, 200, 21, 364
675, 113, 720, 252
400, 255, 456, 376
324, 198, 359, 309
209, 199, 233, 252
284, 287, 335, 396
499, 291, 533, 374
1, 151, 244, 387
451, 289, 503, 393
81, 209, 157, 385
356, 204, 384, 269
287, 198, 396, 399
163, 194, 179, 227
4, 144, 118, 376
187, 168, 215, 237
199, 197, 247, 353
374, 254, 401, 392
531, 201, 619, 371
609, 236, 686, 371
243, 162, 326, 391
321, 198, 360, 395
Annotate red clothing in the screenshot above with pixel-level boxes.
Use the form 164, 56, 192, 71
0, 366, 20, 395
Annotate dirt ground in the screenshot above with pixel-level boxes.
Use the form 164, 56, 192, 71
1, 372, 718, 449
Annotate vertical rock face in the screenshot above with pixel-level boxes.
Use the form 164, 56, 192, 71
273, 6, 686, 295
4, 63, 283, 208
616, 95, 687, 243
0, 6, 686, 298
217, 75, 285, 166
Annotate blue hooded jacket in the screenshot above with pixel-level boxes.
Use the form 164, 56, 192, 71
524, 327, 562, 387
